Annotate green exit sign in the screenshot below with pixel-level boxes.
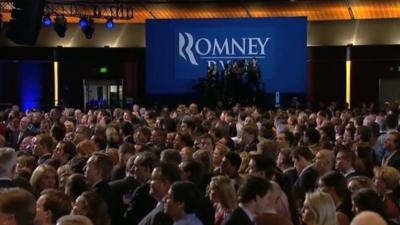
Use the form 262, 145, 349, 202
100, 67, 108, 73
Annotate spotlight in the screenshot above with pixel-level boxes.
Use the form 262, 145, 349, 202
105, 18, 114, 29
54, 15, 67, 38
81, 17, 94, 39
79, 16, 88, 28
42, 15, 52, 27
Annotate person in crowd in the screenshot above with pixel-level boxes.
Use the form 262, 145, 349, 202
52, 141, 76, 165
83, 153, 117, 225
164, 181, 204, 225
350, 211, 388, 225
30, 164, 58, 197
292, 146, 318, 202
208, 176, 237, 225
318, 171, 353, 225
65, 173, 88, 202
314, 149, 335, 176
335, 148, 359, 179
0, 187, 36, 225
35, 189, 72, 225
381, 131, 400, 170
223, 175, 271, 225
220, 152, 242, 190
0, 147, 17, 188
302, 191, 338, 225
138, 162, 181, 225
347, 176, 374, 194
373, 166, 400, 222
32, 134, 54, 165
56, 215, 93, 225
351, 188, 390, 224
71, 191, 110, 225
124, 152, 158, 225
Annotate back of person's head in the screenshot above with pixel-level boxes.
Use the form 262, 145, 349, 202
119, 121, 133, 136
192, 149, 213, 173
57, 215, 94, 225
256, 140, 278, 160
51, 123, 66, 142
320, 171, 348, 197
0, 188, 36, 225
292, 146, 314, 162
224, 152, 242, 170
169, 181, 202, 214
242, 124, 258, 137
305, 127, 320, 144
88, 153, 114, 181
305, 191, 338, 225
249, 154, 277, 180
179, 159, 203, 185
160, 149, 182, 166
79, 191, 110, 225
352, 188, 388, 221
237, 175, 271, 204
385, 114, 398, 130
65, 173, 88, 201
0, 147, 17, 178
356, 126, 371, 143
350, 211, 388, 225
40, 189, 72, 224
75, 140, 96, 157
157, 162, 181, 184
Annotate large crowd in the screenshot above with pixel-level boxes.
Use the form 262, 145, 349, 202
0, 101, 398, 225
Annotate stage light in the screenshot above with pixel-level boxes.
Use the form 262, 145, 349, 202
54, 15, 67, 38
105, 18, 114, 29
81, 17, 94, 39
79, 16, 88, 28
42, 15, 52, 27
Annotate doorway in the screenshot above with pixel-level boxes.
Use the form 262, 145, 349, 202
83, 79, 123, 110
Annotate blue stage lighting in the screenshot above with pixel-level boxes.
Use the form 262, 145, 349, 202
42, 15, 52, 27
106, 18, 114, 29
79, 16, 88, 28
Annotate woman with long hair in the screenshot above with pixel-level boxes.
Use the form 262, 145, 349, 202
302, 191, 338, 225
208, 175, 237, 225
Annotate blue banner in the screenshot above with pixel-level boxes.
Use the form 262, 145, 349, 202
146, 17, 307, 95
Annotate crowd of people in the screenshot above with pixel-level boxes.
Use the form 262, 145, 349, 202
0, 100, 399, 225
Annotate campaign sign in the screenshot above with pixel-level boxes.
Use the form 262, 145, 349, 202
146, 17, 307, 94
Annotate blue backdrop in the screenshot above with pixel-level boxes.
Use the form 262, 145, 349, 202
146, 17, 307, 95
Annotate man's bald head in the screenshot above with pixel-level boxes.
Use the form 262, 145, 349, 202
351, 211, 387, 225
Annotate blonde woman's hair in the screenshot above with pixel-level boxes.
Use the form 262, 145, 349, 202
305, 191, 338, 225
209, 175, 237, 211
374, 166, 400, 189
30, 164, 58, 195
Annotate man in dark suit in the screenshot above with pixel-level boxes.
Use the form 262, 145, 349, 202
335, 148, 360, 180
85, 153, 118, 225
32, 134, 53, 165
292, 146, 318, 199
138, 162, 181, 225
109, 155, 140, 225
382, 131, 400, 171
8, 116, 34, 150
124, 152, 159, 225
223, 175, 272, 225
